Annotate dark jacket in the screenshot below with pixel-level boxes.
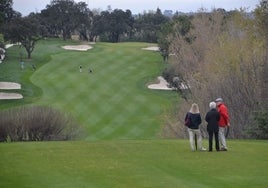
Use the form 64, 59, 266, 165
185, 112, 202, 129
205, 109, 220, 132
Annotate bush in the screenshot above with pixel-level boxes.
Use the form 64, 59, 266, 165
247, 110, 268, 139
0, 106, 85, 142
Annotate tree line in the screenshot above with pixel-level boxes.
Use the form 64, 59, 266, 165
0, 0, 169, 58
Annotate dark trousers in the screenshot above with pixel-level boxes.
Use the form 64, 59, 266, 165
208, 130, 219, 151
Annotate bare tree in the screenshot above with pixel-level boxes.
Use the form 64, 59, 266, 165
163, 8, 266, 139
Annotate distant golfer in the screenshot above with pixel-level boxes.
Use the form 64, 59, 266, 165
32, 64, 36, 71
20, 61, 24, 70
88, 67, 93, 73
79, 65, 82, 73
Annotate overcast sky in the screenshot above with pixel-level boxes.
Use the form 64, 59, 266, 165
13, 0, 260, 16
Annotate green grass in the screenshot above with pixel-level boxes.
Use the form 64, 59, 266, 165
28, 41, 178, 141
0, 139, 267, 188
0, 39, 75, 108
1, 39, 268, 187
1, 40, 178, 140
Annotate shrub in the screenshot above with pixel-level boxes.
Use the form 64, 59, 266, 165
0, 106, 85, 142
247, 110, 268, 139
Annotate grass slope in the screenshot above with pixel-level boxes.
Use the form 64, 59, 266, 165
0, 39, 75, 108
0, 140, 267, 188
1, 40, 179, 141
29, 41, 178, 141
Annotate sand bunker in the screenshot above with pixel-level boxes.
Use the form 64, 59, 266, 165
5, 44, 14, 49
142, 46, 160, 51
0, 92, 23, 99
0, 82, 21, 89
0, 82, 22, 99
62, 45, 92, 51
148, 76, 173, 90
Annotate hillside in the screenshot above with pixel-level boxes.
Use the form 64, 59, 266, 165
0, 40, 179, 141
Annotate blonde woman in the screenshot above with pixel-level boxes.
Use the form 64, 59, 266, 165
185, 103, 206, 151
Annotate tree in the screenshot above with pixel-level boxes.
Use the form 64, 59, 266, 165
158, 15, 193, 62
255, 0, 268, 109
0, 0, 21, 48
108, 9, 133, 42
248, 0, 268, 139
134, 8, 169, 42
162, 7, 267, 139
76, 2, 93, 41
94, 9, 133, 42
157, 21, 173, 61
3, 16, 43, 58
0, 0, 14, 27
0, 33, 5, 49
41, 0, 82, 40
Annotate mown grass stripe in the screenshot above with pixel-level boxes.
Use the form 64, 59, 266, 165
29, 42, 177, 140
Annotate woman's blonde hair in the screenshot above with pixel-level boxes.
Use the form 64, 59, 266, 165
189, 103, 200, 113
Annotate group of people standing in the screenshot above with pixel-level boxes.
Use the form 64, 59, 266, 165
184, 98, 230, 152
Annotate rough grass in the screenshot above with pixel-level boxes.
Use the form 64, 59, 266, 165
0, 139, 267, 188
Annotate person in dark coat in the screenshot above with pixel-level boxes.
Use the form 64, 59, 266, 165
205, 102, 220, 152
185, 103, 206, 151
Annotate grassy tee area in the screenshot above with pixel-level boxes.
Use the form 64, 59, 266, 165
0, 39, 267, 187
0, 140, 267, 187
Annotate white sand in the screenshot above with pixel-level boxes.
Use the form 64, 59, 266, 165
0, 82, 22, 99
141, 46, 160, 51
148, 76, 173, 90
0, 92, 23, 99
0, 82, 21, 89
62, 45, 92, 51
5, 44, 14, 49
